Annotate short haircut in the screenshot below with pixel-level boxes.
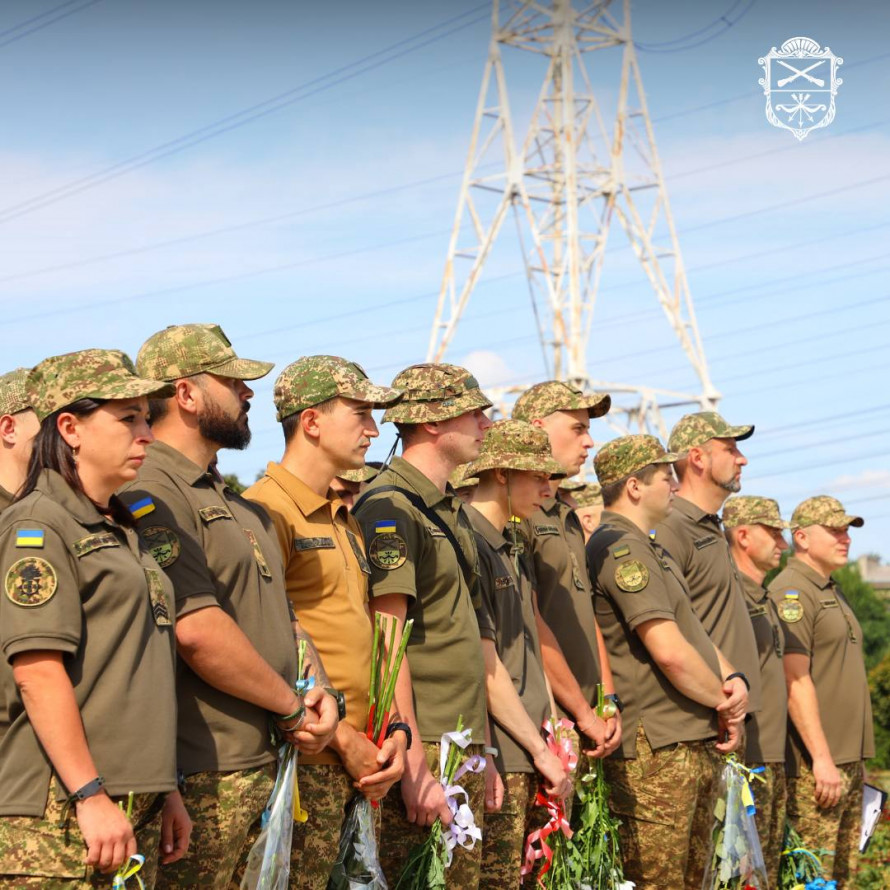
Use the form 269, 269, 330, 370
394, 422, 421, 447
600, 462, 662, 507
281, 397, 336, 444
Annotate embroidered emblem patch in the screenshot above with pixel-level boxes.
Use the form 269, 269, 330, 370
16, 529, 45, 548
346, 530, 371, 575
244, 529, 272, 579
5, 557, 58, 607
128, 497, 155, 520
141, 526, 181, 568
615, 559, 649, 593
293, 537, 335, 551
612, 545, 630, 559
533, 523, 559, 536
144, 568, 172, 626
199, 505, 233, 523
368, 533, 407, 571
72, 532, 120, 558
494, 575, 513, 590
778, 591, 803, 623
693, 536, 717, 550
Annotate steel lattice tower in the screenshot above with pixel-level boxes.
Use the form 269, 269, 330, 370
427, 0, 720, 438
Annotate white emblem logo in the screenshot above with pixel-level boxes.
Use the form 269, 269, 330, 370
759, 37, 843, 141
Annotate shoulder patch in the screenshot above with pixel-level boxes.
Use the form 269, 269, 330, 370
16, 529, 45, 548
5, 557, 58, 607
293, 536, 336, 552
368, 533, 407, 571
778, 591, 803, 623
533, 523, 560, 537
374, 519, 397, 534
611, 545, 630, 559
693, 535, 717, 550
199, 505, 234, 523
72, 532, 121, 558
615, 559, 649, 593
128, 497, 155, 520
144, 568, 172, 626
141, 526, 181, 568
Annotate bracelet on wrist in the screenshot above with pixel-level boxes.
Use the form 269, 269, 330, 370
59, 776, 105, 827
483, 746, 499, 758
385, 721, 413, 750
724, 671, 751, 692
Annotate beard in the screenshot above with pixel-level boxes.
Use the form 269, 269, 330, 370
198, 400, 251, 450
714, 472, 741, 494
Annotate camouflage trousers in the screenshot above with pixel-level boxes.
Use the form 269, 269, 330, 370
288, 763, 379, 890
156, 764, 275, 890
749, 761, 787, 887
479, 772, 540, 890
0, 778, 164, 889
379, 741, 485, 889
604, 724, 719, 890
787, 759, 864, 889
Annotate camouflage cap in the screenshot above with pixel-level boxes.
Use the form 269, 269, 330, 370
336, 465, 378, 484
136, 323, 273, 383
558, 476, 587, 492
668, 411, 754, 452
449, 464, 479, 489
465, 419, 566, 479
273, 355, 402, 421
382, 363, 492, 424
0, 368, 32, 416
722, 495, 788, 530
573, 482, 603, 508
791, 495, 864, 530
512, 380, 611, 421
594, 434, 682, 485
27, 349, 175, 421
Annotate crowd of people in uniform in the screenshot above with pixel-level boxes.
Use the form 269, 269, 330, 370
0, 322, 875, 890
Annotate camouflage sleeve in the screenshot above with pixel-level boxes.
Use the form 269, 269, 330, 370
768, 581, 815, 657
471, 532, 498, 642
122, 480, 220, 618
0, 519, 81, 661
596, 539, 676, 632
354, 494, 424, 602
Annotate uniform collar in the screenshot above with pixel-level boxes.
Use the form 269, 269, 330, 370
787, 555, 834, 590
145, 440, 210, 487
382, 456, 454, 510
673, 495, 722, 527
540, 495, 561, 516
599, 509, 652, 544
465, 504, 511, 553
37, 469, 116, 527
739, 570, 768, 604
261, 462, 347, 522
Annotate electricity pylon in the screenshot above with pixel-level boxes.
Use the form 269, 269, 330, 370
426, 0, 720, 439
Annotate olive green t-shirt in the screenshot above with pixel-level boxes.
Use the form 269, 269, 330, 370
656, 497, 762, 714
0, 485, 13, 513
0, 483, 15, 747
739, 572, 787, 764
587, 511, 720, 758
0, 470, 177, 816
120, 441, 298, 775
523, 496, 602, 720
768, 557, 875, 774
467, 506, 550, 775
353, 457, 487, 743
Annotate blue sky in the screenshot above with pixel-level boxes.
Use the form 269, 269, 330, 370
1, 0, 888, 558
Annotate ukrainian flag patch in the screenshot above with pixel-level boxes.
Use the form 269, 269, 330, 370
16, 529, 44, 548
129, 497, 156, 520
374, 520, 397, 534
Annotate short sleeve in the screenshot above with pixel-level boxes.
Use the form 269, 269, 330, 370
472, 534, 498, 642
768, 583, 815, 657
354, 494, 423, 602
0, 520, 81, 662
598, 541, 676, 631
123, 482, 220, 617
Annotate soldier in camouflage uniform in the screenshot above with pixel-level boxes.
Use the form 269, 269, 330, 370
449, 464, 479, 503
243, 356, 408, 889
119, 325, 338, 890
0, 369, 39, 511
768, 496, 874, 888
722, 496, 790, 886
586, 434, 747, 890
571, 482, 603, 543
330, 464, 378, 511
0, 350, 188, 887
462, 420, 572, 889
353, 364, 492, 889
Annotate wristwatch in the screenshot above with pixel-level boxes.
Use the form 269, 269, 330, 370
724, 672, 751, 692
325, 687, 347, 722
385, 721, 413, 750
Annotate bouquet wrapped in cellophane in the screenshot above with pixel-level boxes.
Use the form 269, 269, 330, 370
327, 615, 413, 889
394, 715, 485, 890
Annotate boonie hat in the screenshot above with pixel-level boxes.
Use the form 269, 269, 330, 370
27, 349, 174, 421
573, 482, 603, 508
512, 380, 611, 421
465, 419, 566, 479
137, 323, 273, 383
382, 363, 492, 424
668, 411, 754, 453
336, 465, 378, 484
791, 495, 864, 530
0, 368, 32, 416
558, 476, 586, 493
449, 464, 479, 490
722, 496, 788, 530
274, 355, 402, 421
594, 434, 682, 485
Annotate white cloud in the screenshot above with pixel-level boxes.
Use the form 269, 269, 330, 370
826, 468, 890, 492
461, 349, 515, 388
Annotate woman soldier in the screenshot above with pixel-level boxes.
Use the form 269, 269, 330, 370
0, 349, 190, 888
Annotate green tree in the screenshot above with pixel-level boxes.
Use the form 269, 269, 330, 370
835, 563, 890, 670
222, 473, 246, 494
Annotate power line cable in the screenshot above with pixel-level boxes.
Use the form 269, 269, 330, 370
0, 0, 102, 50
635, 0, 757, 53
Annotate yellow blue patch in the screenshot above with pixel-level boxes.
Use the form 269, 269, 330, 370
16, 529, 44, 548
374, 520, 396, 534
129, 497, 155, 520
